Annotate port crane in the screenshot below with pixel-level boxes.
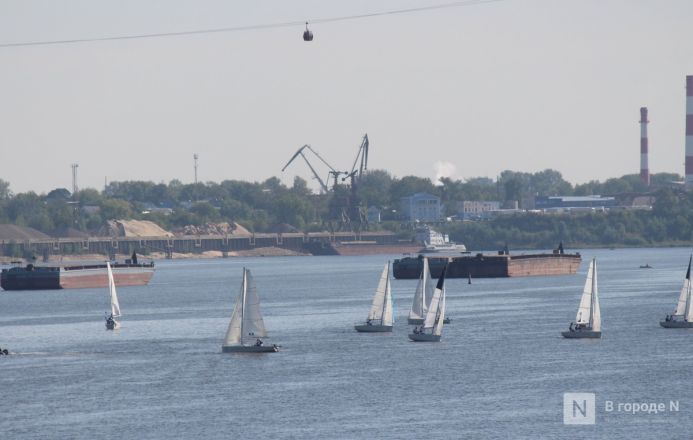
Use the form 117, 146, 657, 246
342, 133, 369, 184
281, 144, 347, 194
281, 134, 370, 231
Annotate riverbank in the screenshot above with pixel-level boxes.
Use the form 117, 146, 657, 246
0, 247, 309, 265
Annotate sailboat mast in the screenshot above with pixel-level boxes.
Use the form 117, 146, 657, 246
589, 259, 596, 327
240, 268, 247, 344
382, 262, 390, 322
421, 261, 427, 312
685, 269, 692, 320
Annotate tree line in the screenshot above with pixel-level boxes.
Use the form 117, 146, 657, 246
0, 170, 691, 249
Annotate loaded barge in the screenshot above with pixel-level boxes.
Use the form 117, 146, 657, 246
1, 254, 154, 290
393, 247, 581, 279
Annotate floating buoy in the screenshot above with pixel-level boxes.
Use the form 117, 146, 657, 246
303, 22, 313, 41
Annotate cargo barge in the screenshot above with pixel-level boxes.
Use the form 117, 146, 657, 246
392, 249, 581, 279
1, 256, 154, 291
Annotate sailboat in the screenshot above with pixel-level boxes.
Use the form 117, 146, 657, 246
408, 257, 451, 325
355, 262, 394, 332
409, 265, 447, 342
660, 255, 693, 328
562, 258, 601, 339
105, 262, 121, 330
222, 268, 278, 353
408, 257, 434, 325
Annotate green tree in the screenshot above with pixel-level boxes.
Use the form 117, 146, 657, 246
99, 199, 134, 220
357, 169, 393, 208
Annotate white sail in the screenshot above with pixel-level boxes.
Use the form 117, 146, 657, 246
590, 260, 601, 331
674, 279, 690, 316
433, 287, 446, 336
382, 275, 393, 326
107, 262, 121, 318
368, 263, 390, 322
424, 285, 442, 329
242, 269, 268, 339
223, 268, 268, 346
409, 258, 433, 321
223, 280, 244, 345
686, 281, 693, 322
575, 259, 594, 325
673, 256, 692, 318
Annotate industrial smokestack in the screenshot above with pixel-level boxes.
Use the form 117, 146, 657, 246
687, 76, 693, 189
640, 107, 649, 186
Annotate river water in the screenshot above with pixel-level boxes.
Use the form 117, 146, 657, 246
1, 247, 692, 439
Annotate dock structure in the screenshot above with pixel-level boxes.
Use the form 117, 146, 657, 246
0, 231, 406, 259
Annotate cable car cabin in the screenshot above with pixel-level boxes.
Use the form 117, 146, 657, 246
303, 23, 313, 41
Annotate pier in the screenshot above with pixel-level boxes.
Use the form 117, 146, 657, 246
0, 231, 406, 259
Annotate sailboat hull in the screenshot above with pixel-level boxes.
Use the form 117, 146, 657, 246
408, 333, 441, 342
659, 320, 693, 328
105, 320, 120, 330
408, 317, 450, 325
354, 324, 393, 332
222, 344, 279, 353
561, 330, 601, 339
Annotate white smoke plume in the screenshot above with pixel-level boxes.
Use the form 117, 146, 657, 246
433, 161, 457, 185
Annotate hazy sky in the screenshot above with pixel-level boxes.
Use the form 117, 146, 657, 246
1, 0, 692, 194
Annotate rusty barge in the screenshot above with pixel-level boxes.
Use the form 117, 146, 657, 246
1, 256, 154, 291
392, 250, 582, 279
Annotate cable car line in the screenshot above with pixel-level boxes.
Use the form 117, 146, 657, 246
0, 0, 502, 48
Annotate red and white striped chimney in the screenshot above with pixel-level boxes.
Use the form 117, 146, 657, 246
687, 76, 693, 189
640, 107, 649, 186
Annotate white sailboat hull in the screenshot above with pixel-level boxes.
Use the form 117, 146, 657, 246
222, 344, 279, 353
561, 329, 601, 339
354, 324, 393, 333
408, 333, 441, 342
659, 320, 693, 328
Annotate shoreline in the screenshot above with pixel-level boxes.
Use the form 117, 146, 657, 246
0, 246, 310, 265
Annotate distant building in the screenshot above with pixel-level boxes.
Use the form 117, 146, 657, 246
458, 201, 501, 220
366, 206, 381, 223
629, 195, 655, 208
535, 195, 617, 210
400, 193, 441, 222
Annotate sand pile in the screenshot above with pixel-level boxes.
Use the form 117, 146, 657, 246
0, 224, 51, 240
101, 220, 173, 237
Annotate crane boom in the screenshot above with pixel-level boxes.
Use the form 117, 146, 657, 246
304, 145, 338, 172
345, 133, 369, 182
347, 134, 369, 178
281, 144, 331, 193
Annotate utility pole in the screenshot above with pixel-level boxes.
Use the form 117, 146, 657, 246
71, 163, 79, 196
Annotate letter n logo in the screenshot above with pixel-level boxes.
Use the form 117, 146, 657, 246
563, 393, 596, 425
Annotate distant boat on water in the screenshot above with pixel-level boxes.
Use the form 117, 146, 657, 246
408, 257, 434, 325
354, 262, 394, 332
408, 257, 450, 325
1, 251, 154, 291
660, 255, 693, 328
222, 268, 278, 353
417, 226, 466, 253
409, 265, 447, 342
105, 262, 121, 330
562, 258, 601, 339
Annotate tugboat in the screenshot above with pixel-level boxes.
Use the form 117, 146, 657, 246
416, 226, 466, 253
